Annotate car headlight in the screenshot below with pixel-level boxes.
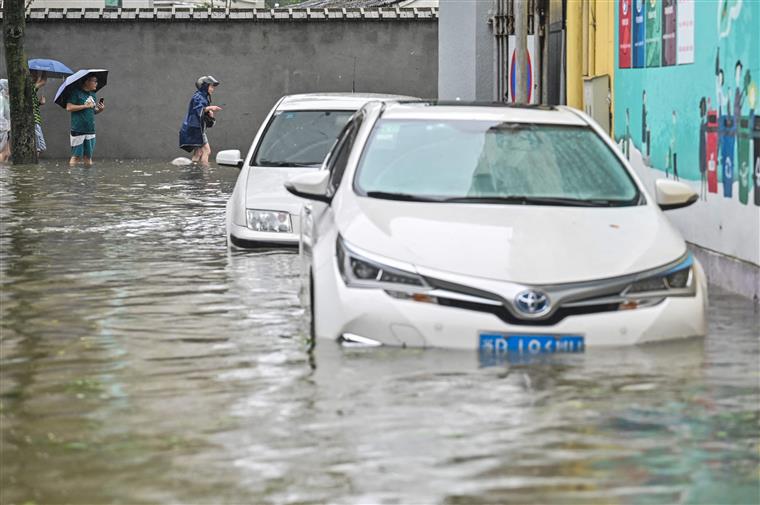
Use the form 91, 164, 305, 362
623, 255, 695, 297
246, 209, 292, 233
336, 235, 430, 290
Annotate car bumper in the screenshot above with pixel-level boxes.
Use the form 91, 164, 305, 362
314, 259, 708, 350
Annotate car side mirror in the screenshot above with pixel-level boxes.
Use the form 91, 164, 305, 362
655, 179, 698, 211
284, 171, 331, 203
216, 149, 243, 168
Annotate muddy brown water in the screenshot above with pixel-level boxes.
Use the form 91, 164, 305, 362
1, 161, 758, 505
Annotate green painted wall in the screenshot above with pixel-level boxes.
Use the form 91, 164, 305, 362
615, 0, 758, 190
614, 0, 759, 269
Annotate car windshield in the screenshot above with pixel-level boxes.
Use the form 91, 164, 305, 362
253, 110, 355, 167
355, 119, 641, 206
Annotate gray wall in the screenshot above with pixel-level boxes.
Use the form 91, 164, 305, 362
438, 0, 493, 101
4, 17, 437, 158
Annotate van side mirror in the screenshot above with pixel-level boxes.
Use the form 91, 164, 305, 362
216, 149, 243, 168
655, 179, 698, 211
284, 171, 331, 203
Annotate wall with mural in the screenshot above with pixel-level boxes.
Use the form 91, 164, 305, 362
614, 0, 759, 267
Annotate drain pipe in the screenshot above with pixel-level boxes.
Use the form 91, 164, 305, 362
514, 0, 529, 103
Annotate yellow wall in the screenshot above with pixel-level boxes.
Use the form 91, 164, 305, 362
566, 0, 615, 135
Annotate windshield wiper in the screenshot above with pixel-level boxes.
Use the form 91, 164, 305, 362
257, 160, 319, 168
440, 196, 625, 207
365, 191, 444, 202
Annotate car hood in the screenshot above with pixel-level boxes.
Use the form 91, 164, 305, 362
339, 198, 687, 285
245, 166, 317, 213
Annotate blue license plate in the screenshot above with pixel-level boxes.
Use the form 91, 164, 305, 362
479, 333, 585, 354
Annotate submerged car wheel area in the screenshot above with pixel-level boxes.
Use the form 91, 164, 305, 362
288, 101, 707, 354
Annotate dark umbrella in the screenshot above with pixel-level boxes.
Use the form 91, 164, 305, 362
28, 58, 73, 78
53, 69, 108, 108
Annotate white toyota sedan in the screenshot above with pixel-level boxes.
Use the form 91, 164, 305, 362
286, 101, 708, 353
217, 93, 413, 248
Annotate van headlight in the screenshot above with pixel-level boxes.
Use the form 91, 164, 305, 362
246, 209, 292, 233
623, 255, 695, 297
336, 235, 429, 290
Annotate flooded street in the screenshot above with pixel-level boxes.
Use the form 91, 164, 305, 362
1, 160, 758, 505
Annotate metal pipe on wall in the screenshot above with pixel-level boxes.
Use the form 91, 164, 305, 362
514, 0, 528, 103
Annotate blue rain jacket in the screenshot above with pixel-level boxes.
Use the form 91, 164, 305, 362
179, 88, 209, 152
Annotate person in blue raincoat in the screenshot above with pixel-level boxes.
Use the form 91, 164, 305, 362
179, 75, 222, 165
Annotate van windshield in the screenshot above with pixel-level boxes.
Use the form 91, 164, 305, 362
355, 120, 641, 207
253, 110, 355, 167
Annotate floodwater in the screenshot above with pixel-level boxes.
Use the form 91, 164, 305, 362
1, 160, 758, 505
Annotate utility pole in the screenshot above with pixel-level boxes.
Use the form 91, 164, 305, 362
514, 0, 529, 104
3, 0, 38, 164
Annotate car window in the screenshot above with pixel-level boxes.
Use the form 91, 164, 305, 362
252, 110, 355, 167
326, 114, 363, 197
354, 119, 641, 206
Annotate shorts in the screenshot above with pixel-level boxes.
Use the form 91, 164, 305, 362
35, 123, 46, 152
71, 133, 96, 158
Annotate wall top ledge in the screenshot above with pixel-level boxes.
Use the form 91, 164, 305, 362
18, 6, 438, 21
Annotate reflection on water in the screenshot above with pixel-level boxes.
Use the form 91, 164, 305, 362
1, 161, 758, 505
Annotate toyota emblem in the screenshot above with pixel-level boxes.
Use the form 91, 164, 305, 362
515, 290, 550, 315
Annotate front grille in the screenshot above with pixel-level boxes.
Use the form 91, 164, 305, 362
436, 297, 620, 326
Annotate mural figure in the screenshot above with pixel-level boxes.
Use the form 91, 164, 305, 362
698, 97, 708, 199
733, 61, 745, 125
714, 49, 736, 197
666, 110, 679, 179
642, 90, 648, 144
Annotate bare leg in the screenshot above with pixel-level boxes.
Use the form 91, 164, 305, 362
69, 156, 80, 166
84, 157, 93, 167
199, 143, 211, 166
191, 147, 201, 162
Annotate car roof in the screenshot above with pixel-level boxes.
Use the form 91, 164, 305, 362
276, 92, 419, 111
378, 102, 589, 126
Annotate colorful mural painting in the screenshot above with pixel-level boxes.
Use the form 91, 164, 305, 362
615, 0, 759, 267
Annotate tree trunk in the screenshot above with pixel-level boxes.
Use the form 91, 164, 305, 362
3, 0, 38, 165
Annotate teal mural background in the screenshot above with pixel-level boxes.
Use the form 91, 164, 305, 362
614, 0, 759, 184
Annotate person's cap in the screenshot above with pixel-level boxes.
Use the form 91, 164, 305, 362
195, 75, 220, 90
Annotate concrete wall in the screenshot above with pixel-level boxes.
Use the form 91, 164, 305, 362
2, 13, 437, 159
438, 0, 493, 101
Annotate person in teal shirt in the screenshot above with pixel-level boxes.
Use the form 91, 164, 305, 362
66, 74, 105, 166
